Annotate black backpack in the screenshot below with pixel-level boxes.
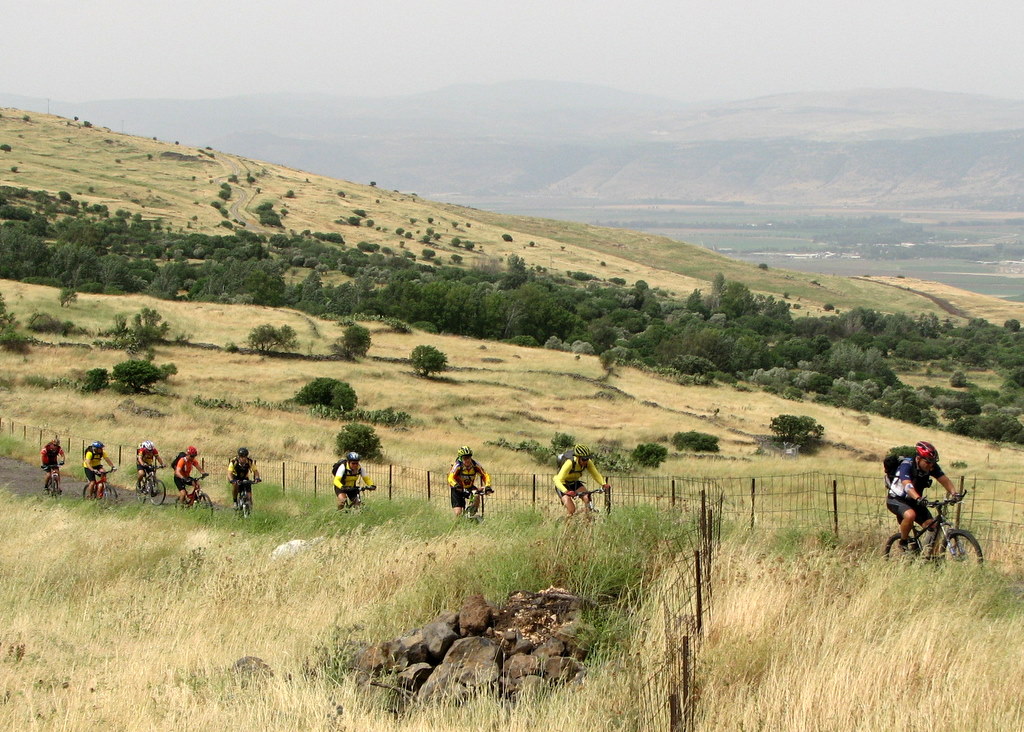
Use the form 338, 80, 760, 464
883, 454, 907, 486
331, 459, 344, 476
171, 451, 188, 471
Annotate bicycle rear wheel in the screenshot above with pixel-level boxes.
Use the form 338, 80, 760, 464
149, 478, 167, 505
940, 530, 983, 563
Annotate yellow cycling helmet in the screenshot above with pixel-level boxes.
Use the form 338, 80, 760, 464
573, 444, 592, 458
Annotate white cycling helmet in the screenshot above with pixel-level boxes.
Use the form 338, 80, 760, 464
141, 440, 155, 450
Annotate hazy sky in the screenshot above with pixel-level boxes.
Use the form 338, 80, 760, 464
6, 0, 1024, 102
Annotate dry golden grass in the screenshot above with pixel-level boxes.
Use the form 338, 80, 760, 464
697, 538, 1024, 731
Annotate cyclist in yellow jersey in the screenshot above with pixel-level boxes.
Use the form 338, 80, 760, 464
553, 444, 610, 517
333, 452, 375, 509
448, 446, 492, 517
83, 441, 116, 499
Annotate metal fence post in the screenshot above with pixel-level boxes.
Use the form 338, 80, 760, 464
532, 474, 536, 506
281, 461, 286, 494
313, 464, 318, 498
832, 479, 839, 537
426, 471, 431, 501
388, 464, 393, 500
750, 477, 756, 529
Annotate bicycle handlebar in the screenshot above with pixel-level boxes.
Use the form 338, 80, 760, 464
924, 489, 967, 508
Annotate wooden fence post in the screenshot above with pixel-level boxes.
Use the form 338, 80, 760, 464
388, 464, 393, 500
281, 461, 286, 494
313, 465, 318, 498
532, 474, 536, 506
426, 471, 431, 501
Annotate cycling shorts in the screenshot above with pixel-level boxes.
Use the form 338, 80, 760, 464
174, 476, 195, 492
450, 485, 474, 508
85, 468, 102, 482
886, 496, 933, 525
555, 480, 585, 497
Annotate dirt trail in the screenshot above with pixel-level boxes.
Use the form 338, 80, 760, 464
0, 456, 133, 504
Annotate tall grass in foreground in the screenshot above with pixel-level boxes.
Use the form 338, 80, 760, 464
0, 490, 695, 731
697, 534, 1024, 730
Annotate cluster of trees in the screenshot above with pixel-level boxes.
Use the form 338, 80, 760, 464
4, 185, 1024, 444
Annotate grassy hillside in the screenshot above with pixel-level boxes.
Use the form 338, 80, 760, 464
2, 280, 1023, 484
5, 106, 1023, 323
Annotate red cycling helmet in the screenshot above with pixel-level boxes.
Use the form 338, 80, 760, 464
186, 446, 198, 456
915, 441, 938, 461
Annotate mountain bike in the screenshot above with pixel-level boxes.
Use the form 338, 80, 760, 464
569, 486, 604, 514
338, 485, 375, 511
234, 477, 261, 518
884, 491, 983, 563
464, 487, 494, 522
136, 466, 167, 505
84, 467, 118, 501
42, 463, 64, 497
177, 473, 213, 513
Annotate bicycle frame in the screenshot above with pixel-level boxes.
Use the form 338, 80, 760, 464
43, 464, 62, 496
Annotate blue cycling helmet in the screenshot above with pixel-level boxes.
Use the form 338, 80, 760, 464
91, 441, 104, 450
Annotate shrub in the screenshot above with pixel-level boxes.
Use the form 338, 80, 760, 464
294, 377, 358, 412
0, 329, 30, 353
632, 443, 668, 468
768, 414, 825, 449
502, 233, 513, 242
27, 313, 73, 335
672, 431, 719, 452
410, 344, 448, 377
111, 359, 168, 393
335, 423, 383, 461
81, 368, 109, 392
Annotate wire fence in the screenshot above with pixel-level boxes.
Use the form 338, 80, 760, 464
7, 414, 1024, 561
11, 415, 1021, 729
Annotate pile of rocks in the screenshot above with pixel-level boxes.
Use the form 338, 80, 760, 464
354, 587, 590, 702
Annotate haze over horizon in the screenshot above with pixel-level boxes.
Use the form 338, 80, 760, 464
5, 0, 1024, 104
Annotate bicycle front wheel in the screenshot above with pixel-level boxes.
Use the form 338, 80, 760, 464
104, 483, 119, 501
239, 494, 252, 518
45, 474, 60, 497
149, 479, 167, 505
940, 530, 983, 563
197, 494, 214, 513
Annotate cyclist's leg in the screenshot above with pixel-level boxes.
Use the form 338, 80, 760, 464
887, 497, 917, 541
335, 485, 347, 510
451, 486, 467, 517
231, 480, 239, 507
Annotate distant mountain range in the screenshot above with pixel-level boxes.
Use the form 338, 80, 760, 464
5, 83, 1024, 209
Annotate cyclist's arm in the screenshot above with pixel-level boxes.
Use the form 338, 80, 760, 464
447, 467, 459, 488
584, 460, 608, 487
360, 467, 375, 488
477, 463, 491, 488
936, 474, 956, 496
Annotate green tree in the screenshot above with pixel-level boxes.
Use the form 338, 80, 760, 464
335, 423, 383, 460
331, 323, 371, 360
247, 324, 298, 352
410, 344, 448, 377
768, 414, 825, 449
111, 359, 167, 393
59, 287, 77, 307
